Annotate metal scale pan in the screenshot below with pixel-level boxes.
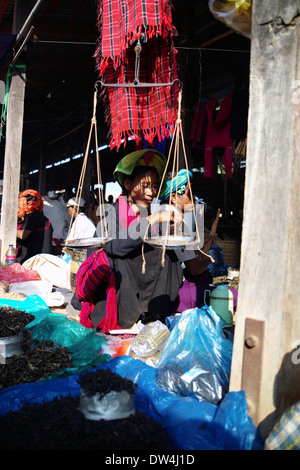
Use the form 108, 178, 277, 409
144, 234, 197, 250
144, 204, 200, 250
63, 236, 112, 250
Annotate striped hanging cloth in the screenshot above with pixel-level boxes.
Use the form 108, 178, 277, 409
95, 0, 180, 150
76, 248, 116, 332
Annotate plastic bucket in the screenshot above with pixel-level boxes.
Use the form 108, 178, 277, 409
0, 334, 23, 362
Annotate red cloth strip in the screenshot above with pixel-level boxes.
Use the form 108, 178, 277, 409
76, 248, 116, 331
95, 0, 175, 69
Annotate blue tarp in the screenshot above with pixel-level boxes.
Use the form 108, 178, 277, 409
0, 296, 263, 450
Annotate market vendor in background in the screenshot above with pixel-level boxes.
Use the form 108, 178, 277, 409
16, 189, 53, 264
160, 169, 216, 313
65, 197, 96, 241
42, 190, 71, 254
74, 149, 185, 333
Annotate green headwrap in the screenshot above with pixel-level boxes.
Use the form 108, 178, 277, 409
160, 169, 192, 202
114, 149, 167, 192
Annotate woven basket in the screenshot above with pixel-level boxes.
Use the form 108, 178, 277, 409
216, 239, 241, 267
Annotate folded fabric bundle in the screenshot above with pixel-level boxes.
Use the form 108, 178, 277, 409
95, 0, 180, 149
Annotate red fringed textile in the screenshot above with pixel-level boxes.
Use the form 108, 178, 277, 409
76, 248, 120, 333
95, 0, 180, 149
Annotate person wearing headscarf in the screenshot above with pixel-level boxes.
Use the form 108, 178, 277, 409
16, 189, 53, 264
160, 170, 217, 313
73, 149, 184, 333
159, 169, 193, 204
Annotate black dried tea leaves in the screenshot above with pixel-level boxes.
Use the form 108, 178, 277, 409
78, 368, 137, 397
0, 395, 172, 450
0, 330, 72, 390
0, 307, 35, 337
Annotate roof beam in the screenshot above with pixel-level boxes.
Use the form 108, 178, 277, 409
0, 21, 97, 37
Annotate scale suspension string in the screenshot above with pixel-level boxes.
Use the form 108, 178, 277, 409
66, 83, 108, 244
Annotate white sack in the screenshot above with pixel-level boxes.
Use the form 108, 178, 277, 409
23, 254, 71, 290
9, 280, 53, 296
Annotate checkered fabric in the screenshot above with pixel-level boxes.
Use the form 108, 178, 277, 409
264, 402, 300, 450
76, 248, 118, 333
95, 0, 179, 149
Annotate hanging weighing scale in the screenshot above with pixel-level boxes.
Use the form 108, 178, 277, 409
143, 88, 202, 250
100, 40, 202, 253
141, 87, 214, 272
63, 83, 112, 250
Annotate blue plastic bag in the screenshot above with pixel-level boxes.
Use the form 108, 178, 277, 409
156, 306, 233, 404
0, 356, 263, 450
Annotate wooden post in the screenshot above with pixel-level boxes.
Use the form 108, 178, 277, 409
230, 0, 300, 439
0, 0, 29, 265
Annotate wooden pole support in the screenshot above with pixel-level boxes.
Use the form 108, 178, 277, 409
230, 0, 300, 439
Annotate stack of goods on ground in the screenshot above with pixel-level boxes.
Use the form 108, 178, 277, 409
0, 261, 70, 309
0, 307, 72, 389
0, 369, 172, 450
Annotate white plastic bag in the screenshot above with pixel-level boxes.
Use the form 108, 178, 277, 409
23, 254, 71, 290
131, 321, 170, 358
9, 280, 53, 296
8, 280, 66, 307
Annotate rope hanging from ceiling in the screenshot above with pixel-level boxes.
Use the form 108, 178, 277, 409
65, 83, 109, 248
141, 88, 214, 273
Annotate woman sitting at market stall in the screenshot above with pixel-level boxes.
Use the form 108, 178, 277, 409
160, 169, 216, 312
74, 149, 184, 333
16, 189, 53, 264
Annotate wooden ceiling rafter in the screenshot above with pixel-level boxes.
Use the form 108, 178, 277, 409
198, 30, 235, 48
0, 22, 97, 36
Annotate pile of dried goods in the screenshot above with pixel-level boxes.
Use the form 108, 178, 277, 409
0, 394, 172, 450
0, 330, 72, 389
0, 306, 72, 389
78, 368, 136, 397
0, 307, 35, 337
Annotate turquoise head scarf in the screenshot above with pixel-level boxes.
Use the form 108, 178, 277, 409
160, 169, 192, 202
